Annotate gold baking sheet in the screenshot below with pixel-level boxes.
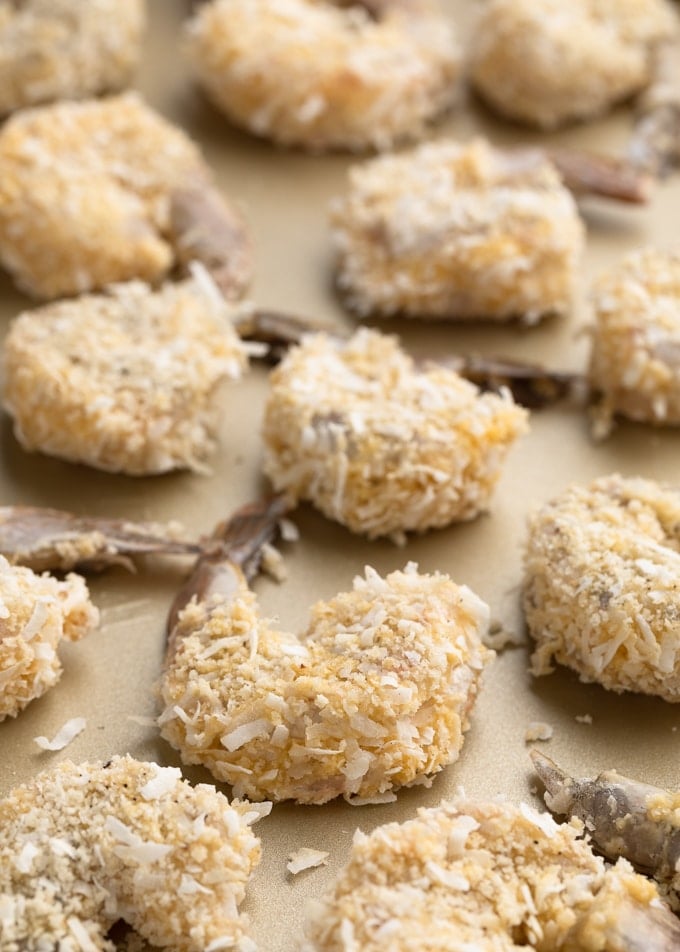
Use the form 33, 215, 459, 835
1, 1, 679, 948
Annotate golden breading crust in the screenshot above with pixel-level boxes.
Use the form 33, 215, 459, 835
159, 562, 492, 804
185, 0, 460, 153
0, 556, 97, 721
0, 0, 145, 117
0, 756, 266, 951
302, 799, 664, 950
330, 139, 584, 321
469, 0, 677, 130
0, 93, 252, 299
589, 247, 680, 435
525, 474, 680, 701
262, 329, 528, 540
2, 278, 248, 476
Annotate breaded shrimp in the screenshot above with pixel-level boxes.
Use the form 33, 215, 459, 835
330, 139, 648, 322
185, 0, 460, 152
0, 93, 252, 299
525, 474, 680, 701
0, 0, 145, 116
0, 556, 97, 721
262, 328, 528, 541
0, 755, 267, 951
533, 750, 680, 910
2, 276, 249, 475
589, 247, 680, 435
159, 496, 492, 804
302, 798, 680, 950
469, 0, 678, 130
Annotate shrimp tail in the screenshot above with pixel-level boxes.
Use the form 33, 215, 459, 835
235, 309, 337, 363
545, 148, 653, 204
531, 750, 680, 886
436, 355, 588, 409
628, 38, 680, 178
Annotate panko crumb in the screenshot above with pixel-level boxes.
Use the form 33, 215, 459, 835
160, 562, 492, 804
287, 848, 330, 875
302, 798, 664, 950
525, 473, 680, 701
590, 247, 680, 435
185, 0, 460, 152
0, 0, 145, 116
482, 620, 525, 652
262, 328, 528, 540
470, 0, 676, 129
2, 277, 248, 476
524, 721, 554, 743
0, 756, 263, 952
330, 138, 583, 322
34, 716, 87, 751
0, 556, 98, 721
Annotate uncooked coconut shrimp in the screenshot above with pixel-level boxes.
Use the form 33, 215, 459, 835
525, 473, 680, 702
262, 327, 528, 541
330, 138, 649, 322
532, 750, 680, 911
160, 495, 492, 804
0, 557, 97, 721
0, 756, 268, 952
302, 798, 680, 951
2, 276, 249, 475
469, 0, 678, 130
589, 247, 680, 435
0, 0, 145, 116
0, 93, 252, 299
185, 0, 460, 152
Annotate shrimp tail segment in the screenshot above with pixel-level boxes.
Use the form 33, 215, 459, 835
166, 493, 291, 650
545, 148, 653, 204
629, 38, 680, 178
531, 750, 680, 888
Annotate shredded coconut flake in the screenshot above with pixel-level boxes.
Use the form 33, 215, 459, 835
34, 716, 86, 751
287, 848, 330, 875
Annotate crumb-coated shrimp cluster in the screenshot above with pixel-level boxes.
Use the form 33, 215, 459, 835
160, 561, 492, 804
262, 328, 528, 540
2, 277, 248, 476
0, 557, 97, 721
525, 474, 680, 701
185, 0, 460, 153
590, 247, 680, 434
0, 0, 145, 117
470, 0, 678, 130
0, 756, 267, 952
0, 93, 252, 299
330, 139, 584, 321
303, 798, 679, 951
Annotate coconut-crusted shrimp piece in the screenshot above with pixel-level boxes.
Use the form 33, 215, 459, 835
302, 798, 680, 951
0, 0, 145, 117
2, 276, 249, 475
159, 496, 492, 805
184, 0, 459, 153
532, 750, 680, 913
469, 0, 678, 130
0, 556, 97, 721
525, 474, 680, 702
589, 248, 680, 436
262, 328, 528, 541
330, 139, 649, 323
0, 93, 252, 300
0, 755, 267, 951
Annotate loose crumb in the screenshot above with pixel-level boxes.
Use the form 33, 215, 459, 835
575, 714, 593, 725
524, 721, 553, 743
287, 848, 330, 875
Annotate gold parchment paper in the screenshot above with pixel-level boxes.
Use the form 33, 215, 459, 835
0, 1, 679, 949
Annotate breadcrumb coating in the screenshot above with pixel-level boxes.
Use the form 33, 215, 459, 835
0, 756, 266, 951
0, 93, 251, 299
302, 799, 664, 950
0, 0, 145, 117
185, 0, 460, 152
330, 139, 584, 321
2, 278, 248, 475
262, 329, 528, 540
525, 474, 680, 701
590, 247, 680, 434
159, 562, 492, 804
0, 555, 97, 721
470, 0, 678, 129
